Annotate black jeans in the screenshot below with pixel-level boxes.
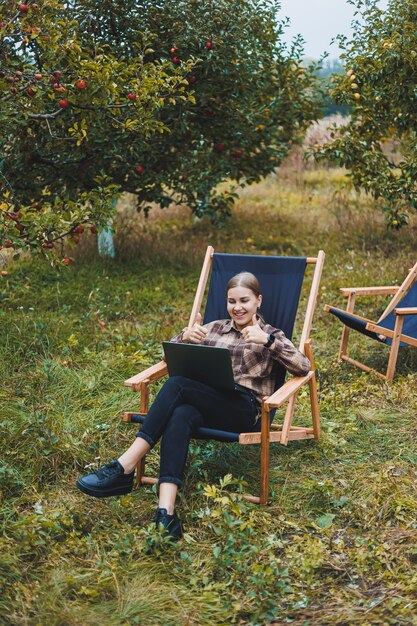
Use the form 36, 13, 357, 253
136, 376, 260, 487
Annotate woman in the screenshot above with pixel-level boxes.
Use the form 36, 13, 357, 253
77, 272, 310, 539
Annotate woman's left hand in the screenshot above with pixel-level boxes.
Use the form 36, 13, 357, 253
241, 314, 269, 345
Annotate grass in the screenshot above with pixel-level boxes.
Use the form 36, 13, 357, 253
1, 168, 417, 625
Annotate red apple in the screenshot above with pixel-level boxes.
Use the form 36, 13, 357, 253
27, 87, 36, 96
186, 75, 197, 85
0, 21, 6, 28
15, 71, 23, 77
18, 4, 29, 12
10, 87, 18, 94
170, 47, 178, 56
34, 73, 42, 80
1, 270, 8, 277
172, 56, 180, 65
234, 149, 243, 158
53, 70, 62, 79
58, 98, 69, 108
127, 92, 137, 101
5, 240, 12, 248
135, 165, 144, 174
75, 79, 87, 90
90, 225, 98, 234
63, 257, 71, 265
74, 225, 84, 234
205, 41, 213, 49
215, 143, 225, 153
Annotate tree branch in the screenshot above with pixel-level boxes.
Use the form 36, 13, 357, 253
28, 109, 65, 120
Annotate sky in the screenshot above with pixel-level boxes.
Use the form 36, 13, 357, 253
278, 0, 388, 60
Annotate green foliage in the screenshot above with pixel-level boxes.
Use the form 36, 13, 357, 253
0, 0, 322, 258
195, 475, 292, 624
314, 0, 417, 228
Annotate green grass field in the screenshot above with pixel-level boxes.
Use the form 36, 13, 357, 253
1, 169, 417, 625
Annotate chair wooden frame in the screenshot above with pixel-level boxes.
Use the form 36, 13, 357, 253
123, 246, 325, 505
324, 261, 417, 381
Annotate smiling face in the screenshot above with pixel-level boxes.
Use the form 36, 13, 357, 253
227, 285, 262, 330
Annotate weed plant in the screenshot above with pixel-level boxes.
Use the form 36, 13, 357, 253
1, 169, 417, 625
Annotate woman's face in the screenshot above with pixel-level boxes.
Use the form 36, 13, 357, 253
227, 285, 262, 330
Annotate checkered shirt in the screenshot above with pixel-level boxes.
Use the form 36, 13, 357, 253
171, 318, 310, 405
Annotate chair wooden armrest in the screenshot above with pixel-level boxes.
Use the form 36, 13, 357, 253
365, 322, 417, 349
124, 361, 168, 388
394, 307, 417, 316
365, 322, 390, 337
264, 371, 314, 409
339, 286, 399, 297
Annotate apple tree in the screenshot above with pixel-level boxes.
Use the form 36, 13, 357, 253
0, 0, 195, 257
1, 0, 322, 258
314, 0, 417, 228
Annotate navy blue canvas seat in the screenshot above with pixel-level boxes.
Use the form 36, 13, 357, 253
124, 246, 325, 504
326, 308, 385, 342
325, 262, 417, 381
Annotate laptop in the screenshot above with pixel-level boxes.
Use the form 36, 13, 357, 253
162, 341, 235, 391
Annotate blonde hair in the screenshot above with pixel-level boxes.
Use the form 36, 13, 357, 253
226, 271, 261, 297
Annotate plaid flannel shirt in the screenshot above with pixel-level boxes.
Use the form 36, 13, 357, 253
171, 318, 310, 405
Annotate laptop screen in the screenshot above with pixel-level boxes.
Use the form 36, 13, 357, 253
162, 342, 235, 391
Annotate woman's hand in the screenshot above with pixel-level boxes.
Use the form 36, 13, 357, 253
241, 314, 270, 345
182, 312, 208, 344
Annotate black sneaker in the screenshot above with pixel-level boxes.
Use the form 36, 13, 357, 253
76, 460, 134, 498
154, 508, 183, 540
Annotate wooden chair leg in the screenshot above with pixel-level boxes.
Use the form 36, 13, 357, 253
386, 315, 404, 381
139, 381, 150, 413
134, 380, 150, 486
309, 374, 320, 439
260, 403, 271, 505
304, 341, 320, 439
338, 293, 356, 359
135, 457, 146, 487
280, 395, 296, 446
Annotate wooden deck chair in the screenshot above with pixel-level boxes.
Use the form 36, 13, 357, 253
325, 261, 417, 381
123, 246, 325, 505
